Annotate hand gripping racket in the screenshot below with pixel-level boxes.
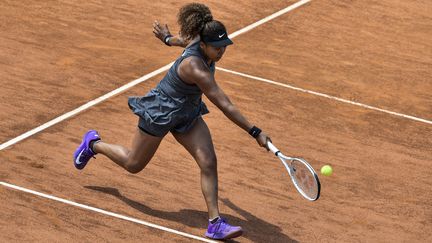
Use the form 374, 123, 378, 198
267, 141, 321, 201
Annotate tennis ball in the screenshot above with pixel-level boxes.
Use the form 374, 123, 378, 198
320, 165, 333, 176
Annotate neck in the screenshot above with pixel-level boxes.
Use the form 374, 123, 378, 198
185, 35, 201, 48
199, 46, 213, 66
206, 58, 212, 66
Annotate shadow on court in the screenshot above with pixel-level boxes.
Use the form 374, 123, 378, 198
85, 186, 297, 243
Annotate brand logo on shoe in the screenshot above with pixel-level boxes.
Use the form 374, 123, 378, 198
75, 150, 86, 165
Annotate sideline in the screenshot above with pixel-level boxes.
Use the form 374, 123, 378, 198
1, 181, 217, 243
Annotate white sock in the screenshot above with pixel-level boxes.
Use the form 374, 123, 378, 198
209, 216, 220, 224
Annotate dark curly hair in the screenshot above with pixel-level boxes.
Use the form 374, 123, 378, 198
177, 3, 213, 41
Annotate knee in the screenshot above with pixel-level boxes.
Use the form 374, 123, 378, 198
199, 155, 217, 175
124, 160, 147, 174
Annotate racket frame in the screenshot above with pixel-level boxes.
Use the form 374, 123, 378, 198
267, 141, 321, 201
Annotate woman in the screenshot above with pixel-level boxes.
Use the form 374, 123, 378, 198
73, 3, 270, 240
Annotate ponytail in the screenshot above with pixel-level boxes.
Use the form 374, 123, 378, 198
177, 3, 213, 41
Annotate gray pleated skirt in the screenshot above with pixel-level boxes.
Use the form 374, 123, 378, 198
128, 88, 209, 137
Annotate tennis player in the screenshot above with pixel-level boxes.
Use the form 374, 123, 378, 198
73, 3, 270, 240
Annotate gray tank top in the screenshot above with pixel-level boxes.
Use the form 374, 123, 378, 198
156, 41, 215, 104
128, 41, 212, 136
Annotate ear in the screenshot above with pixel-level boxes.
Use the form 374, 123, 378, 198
199, 41, 206, 50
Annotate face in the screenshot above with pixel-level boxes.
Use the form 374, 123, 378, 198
200, 42, 226, 62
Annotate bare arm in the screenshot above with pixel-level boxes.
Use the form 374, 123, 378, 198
178, 57, 270, 148
153, 21, 187, 47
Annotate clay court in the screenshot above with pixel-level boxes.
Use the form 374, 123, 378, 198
1, 0, 431, 242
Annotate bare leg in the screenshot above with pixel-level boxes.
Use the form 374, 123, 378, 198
172, 117, 219, 219
93, 128, 164, 173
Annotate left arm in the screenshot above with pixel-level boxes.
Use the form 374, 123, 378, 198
152, 21, 188, 47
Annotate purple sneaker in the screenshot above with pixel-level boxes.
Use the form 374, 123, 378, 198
73, 130, 101, 170
205, 217, 243, 240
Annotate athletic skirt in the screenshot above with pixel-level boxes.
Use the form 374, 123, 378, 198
128, 88, 209, 137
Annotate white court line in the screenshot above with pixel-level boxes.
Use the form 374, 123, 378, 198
0, 181, 217, 243
217, 67, 432, 125
0, 0, 311, 151
229, 0, 311, 39
0, 62, 171, 151
0, 1, 311, 241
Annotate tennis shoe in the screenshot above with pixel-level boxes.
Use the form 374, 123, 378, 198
205, 217, 243, 240
73, 130, 101, 170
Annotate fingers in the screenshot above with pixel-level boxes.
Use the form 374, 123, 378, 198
263, 140, 270, 151
259, 141, 269, 151
153, 21, 162, 34
152, 21, 164, 39
267, 136, 272, 143
153, 20, 171, 40
153, 21, 168, 31
255, 133, 271, 151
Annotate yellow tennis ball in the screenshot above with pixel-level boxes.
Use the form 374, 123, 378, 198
321, 165, 333, 176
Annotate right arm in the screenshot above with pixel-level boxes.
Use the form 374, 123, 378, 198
178, 57, 270, 149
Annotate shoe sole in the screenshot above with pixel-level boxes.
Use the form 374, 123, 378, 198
205, 229, 243, 240
223, 230, 243, 240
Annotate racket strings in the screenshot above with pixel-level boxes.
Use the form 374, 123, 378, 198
291, 160, 319, 200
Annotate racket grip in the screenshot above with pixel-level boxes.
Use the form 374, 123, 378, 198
267, 141, 280, 155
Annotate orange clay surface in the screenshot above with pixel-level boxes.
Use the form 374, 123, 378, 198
1, 0, 431, 242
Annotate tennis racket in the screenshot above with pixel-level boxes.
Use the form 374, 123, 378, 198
267, 141, 321, 201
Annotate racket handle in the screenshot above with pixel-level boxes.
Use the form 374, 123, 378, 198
267, 141, 280, 155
